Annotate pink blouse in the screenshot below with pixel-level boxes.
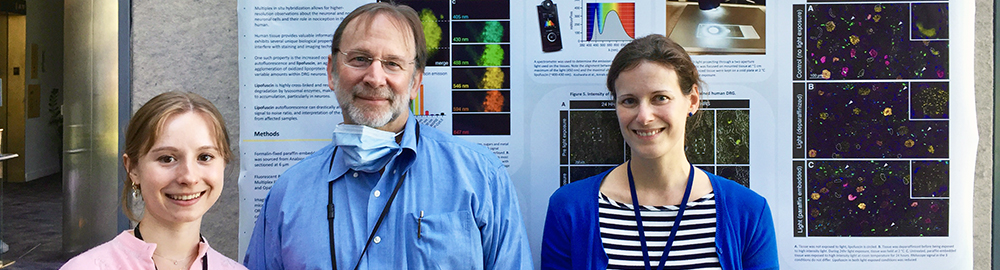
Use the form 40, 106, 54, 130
60, 231, 247, 270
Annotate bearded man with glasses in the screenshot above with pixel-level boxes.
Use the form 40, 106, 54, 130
244, 2, 533, 270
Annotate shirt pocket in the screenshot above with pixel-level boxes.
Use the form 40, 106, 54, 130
408, 210, 483, 269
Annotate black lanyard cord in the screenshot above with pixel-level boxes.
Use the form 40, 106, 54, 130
329, 124, 419, 270
133, 222, 209, 270
330, 158, 410, 270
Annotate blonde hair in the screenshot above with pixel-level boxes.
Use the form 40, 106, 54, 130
120, 91, 232, 221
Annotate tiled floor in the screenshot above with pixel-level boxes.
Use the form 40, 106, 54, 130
1, 173, 66, 270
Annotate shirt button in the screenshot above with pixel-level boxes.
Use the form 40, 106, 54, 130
374, 190, 381, 198
353, 172, 359, 178
373, 236, 381, 244
392, 169, 397, 174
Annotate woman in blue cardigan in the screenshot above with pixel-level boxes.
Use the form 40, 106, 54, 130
541, 34, 778, 270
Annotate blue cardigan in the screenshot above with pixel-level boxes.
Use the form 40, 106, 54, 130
541, 169, 779, 269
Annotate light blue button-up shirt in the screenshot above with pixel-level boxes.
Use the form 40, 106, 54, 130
244, 116, 533, 269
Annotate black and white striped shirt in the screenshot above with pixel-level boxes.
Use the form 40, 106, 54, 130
599, 191, 721, 270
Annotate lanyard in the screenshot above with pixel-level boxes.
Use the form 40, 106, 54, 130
133, 223, 208, 270
627, 161, 695, 270
329, 124, 419, 270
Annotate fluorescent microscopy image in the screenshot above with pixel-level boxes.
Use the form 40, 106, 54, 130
569, 110, 625, 164
453, 67, 511, 89
807, 82, 948, 159
452, 90, 510, 112
452, 113, 510, 135
394, 0, 451, 66
452, 0, 509, 20
686, 110, 715, 164
716, 165, 750, 188
716, 110, 750, 164
911, 3, 949, 39
807, 4, 948, 80
912, 160, 949, 197
808, 161, 948, 236
911, 82, 949, 119
452, 21, 511, 43
452, 44, 510, 67
570, 165, 616, 183
560, 100, 750, 186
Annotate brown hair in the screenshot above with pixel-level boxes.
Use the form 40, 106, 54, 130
120, 91, 232, 221
331, 2, 428, 72
606, 34, 703, 98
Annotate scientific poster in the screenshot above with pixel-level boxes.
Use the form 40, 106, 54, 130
237, 0, 974, 268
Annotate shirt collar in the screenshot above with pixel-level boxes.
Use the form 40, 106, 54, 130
328, 116, 419, 181
121, 230, 211, 264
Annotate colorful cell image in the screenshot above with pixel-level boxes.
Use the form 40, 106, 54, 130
392, 0, 452, 66
686, 110, 715, 164
452, 90, 510, 112
808, 160, 948, 236
716, 165, 750, 188
452, 21, 510, 43
807, 4, 948, 80
452, 113, 510, 135
452, 0, 510, 20
911, 82, 949, 119
911, 160, 949, 197
716, 110, 750, 164
452, 67, 511, 89
568, 110, 626, 165
452, 44, 510, 67
911, 3, 948, 39
807, 82, 948, 159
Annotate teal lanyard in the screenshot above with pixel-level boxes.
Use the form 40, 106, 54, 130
627, 161, 695, 270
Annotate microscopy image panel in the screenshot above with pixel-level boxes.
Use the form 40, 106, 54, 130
911, 82, 949, 119
452, 90, 511, 112
716, 110, 750, 164
912, 160, 949, 197
807, 82, 948, 159
453, 67, 511, 89
911, 3, 949, 39
570, 166, 617, 183
391, 0, 452, 67
806, 4, 948, 80
716, 165, 750, 188
569, 110, 625, 164
452, 44, 511, 67
452, 0, 510, 20
452, 113, 510, 135
686, 110, 715, 164
808, 161, 948, 236
452, 21, 511, 43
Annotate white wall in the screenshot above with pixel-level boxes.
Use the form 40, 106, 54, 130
132, 0, 240, 258
24, 0, 64, 181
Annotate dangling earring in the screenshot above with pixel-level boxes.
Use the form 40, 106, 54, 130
131, 182, 141, 200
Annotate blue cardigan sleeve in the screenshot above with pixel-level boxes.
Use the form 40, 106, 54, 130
743, 198, 779, 270
541, 191, 573, 270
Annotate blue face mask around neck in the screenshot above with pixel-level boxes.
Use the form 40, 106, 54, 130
332, 124, 402, 173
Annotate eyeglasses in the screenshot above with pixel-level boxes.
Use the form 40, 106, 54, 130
337, 50, 415, 75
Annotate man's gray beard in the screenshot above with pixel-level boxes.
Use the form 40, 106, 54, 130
333, 82, 407, 128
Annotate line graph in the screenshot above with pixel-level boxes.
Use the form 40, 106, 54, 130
585, 2, 635, 41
